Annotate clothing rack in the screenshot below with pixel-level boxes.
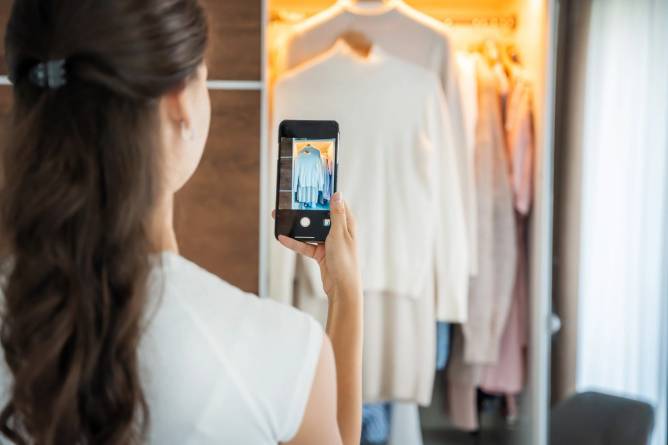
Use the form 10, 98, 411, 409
270, 9, 517, 32
442, 14, 517, 31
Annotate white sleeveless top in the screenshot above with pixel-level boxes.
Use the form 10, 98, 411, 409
0, 252, 324, 444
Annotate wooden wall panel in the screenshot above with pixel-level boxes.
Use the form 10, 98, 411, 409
0, 1, 11, 75
0, 86, 9, 254
0, 86, 11, 114
201, 0, 261, 80
0, 0, 264, 293
0, 0, 261, 79
175, 90, 260, 293
0, 85, 11, 187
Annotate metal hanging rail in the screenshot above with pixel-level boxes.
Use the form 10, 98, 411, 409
442, 14, 517, 30
0, 75, 263, 91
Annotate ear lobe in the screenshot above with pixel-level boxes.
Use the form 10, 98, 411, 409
180, 121, 195, 141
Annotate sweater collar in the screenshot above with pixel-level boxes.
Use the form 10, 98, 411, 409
331, 38, 385, 64
340, 0, 401, 17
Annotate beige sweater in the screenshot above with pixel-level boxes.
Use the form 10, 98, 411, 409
269, 43, 469, 405
279, 0, 478, 276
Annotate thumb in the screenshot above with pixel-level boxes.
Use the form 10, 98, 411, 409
329, 192, 348, 235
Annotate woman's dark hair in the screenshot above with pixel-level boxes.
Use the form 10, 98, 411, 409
0, 1, 207, 443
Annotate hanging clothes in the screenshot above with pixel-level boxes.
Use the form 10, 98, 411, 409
361, 404, 392, 444
479, 215, 529, 396
293, 146, 325, 207
293, 264, 439, 406
462, 58, 517, 365
431, 51, 478, 376
278, 0, 478, 280
446, 326, 482, 431
504, 69, 534, 215
269, 41, 468, 404
447, 56, 517, 431
480, 69, 534, 396
435, 322, 451, 371
388, 403, 424, 445
270, 40, 469, 319
320, 155, 334, 202
456, 51, 480, 194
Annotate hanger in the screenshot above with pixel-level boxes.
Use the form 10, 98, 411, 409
270, 9, 306, 24
338, 30, 373, 58
505, 43, 521, 65
504, 43, 524, 79
482, 38, 500, 66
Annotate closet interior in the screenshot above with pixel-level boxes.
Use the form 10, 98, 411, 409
261, 0, 556, 443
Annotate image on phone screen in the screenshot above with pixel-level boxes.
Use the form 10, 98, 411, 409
277, 137, 336, 211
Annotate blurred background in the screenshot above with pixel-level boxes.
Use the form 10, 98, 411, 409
1, 0, 666, 444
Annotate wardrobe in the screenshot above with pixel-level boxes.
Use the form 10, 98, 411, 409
261, 1, 558, 444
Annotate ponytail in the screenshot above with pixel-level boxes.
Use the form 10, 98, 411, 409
0, 0, 207, 443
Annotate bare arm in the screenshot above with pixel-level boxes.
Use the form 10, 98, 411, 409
325, 292, 363, 445
283, 336, 341, 445
277, 192, 363, 445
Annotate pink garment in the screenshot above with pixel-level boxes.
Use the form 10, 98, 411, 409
446, 67, 534, 431
480, 71, 534, 395
505, 70, 534, 215
446, 59, 517, 431
446, 326, 481, 431
461, 58, 517, 365
480, 215, 529, 394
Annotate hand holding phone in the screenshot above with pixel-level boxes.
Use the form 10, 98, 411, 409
274, 120, 339, 243
276, 191, 361, 301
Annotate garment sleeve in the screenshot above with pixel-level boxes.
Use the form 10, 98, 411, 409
319, 155, 326, 192
293, 153, 299, 199
269, 81, 298, 305
319, 156, 326, 193
281, 29, 299, 73
439, 34, 479, 277
514, 83, 534, 215
426, 76, 470, 322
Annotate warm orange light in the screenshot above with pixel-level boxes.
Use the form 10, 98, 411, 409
271, 0, 522, 18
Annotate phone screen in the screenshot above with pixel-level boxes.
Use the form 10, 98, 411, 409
277, 137, 337, 211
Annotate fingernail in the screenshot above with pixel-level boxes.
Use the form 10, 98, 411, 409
331, 192, 344, 209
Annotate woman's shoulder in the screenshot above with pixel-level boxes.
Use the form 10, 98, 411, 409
151, 251, 319, 334
144, 252, 324, 442
149, 251, 324, 387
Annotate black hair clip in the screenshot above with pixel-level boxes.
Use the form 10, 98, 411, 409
28, 59, 67, 89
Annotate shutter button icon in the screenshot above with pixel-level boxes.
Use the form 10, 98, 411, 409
300, 217, 311, 228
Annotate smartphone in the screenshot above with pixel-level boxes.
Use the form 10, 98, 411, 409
275, 120, 339, 243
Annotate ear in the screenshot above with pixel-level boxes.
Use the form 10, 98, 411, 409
161, 82, 193, 131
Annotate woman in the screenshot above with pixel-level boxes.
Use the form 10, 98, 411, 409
0, 1, 363, 444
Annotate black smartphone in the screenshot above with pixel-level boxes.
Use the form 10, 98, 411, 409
275, 120, 339, 243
